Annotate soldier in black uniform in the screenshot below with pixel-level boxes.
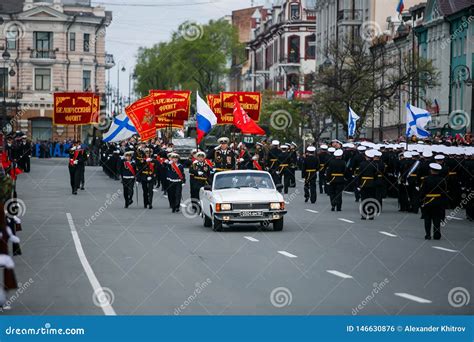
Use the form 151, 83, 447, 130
138, 148, 157, 209
373, 150, 386, 211
302, 146, 319, 203
189, 151, 212, 211
120, 151, 136, 208
278, 144, 292, 194
397, 151, 412, 212
67, 141, 86, 195
267, 140, 281, 186
318, 145, 330, 194
18, 137, 31, 173
214, 137, 235, 172
359, 150, 378, 219
325, 149, 346, 211
166, 153, 185, 213
289, 142, 298, 187
420, 163, 447, 240
352, 146, 366, 202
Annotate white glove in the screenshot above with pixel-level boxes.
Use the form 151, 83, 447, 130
182, 184, 185, 187
357, 187, 361, 191
74, 160, 78, 165
120, 156, 125, 160
198, 171, 203, 176
147, 177, 152, 181
165, 160, 170, 164
146, 158, 152, 162
239, 158, 244, 162
415, 186, 420, 191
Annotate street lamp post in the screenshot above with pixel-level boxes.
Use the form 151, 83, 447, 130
116, 64, 126, 114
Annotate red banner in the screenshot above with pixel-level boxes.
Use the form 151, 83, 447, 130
54, 92, 98, 125
125, 96, 157, 141
207, 94, 227, 125
220, 92, 261, 123
149, 90, 191, 121
155, 115, 185, 129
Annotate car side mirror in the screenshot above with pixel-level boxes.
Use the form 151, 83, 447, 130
203, 185, 212, 191
276, 184, 283, 191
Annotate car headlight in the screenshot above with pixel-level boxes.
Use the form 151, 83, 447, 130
270, 202, 284, 210
216, 203, 232, 211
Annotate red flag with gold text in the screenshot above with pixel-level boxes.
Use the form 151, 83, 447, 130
125, 96, 156, 141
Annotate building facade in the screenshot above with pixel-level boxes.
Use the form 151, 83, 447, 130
0, 0, 114, 142
241, 0, 317, 93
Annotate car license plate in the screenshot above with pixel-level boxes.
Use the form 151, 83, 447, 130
240, 211, 263, 217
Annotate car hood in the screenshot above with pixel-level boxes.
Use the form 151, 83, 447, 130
213, 188, 283, 203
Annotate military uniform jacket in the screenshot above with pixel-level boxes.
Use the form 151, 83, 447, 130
166, 162, 186, 183
214, 148, 235, 171
190, 161, 211, 184
420, 174, 447, 208
302, 155, 319, 179
358, 160, 377, 188
267, 147, 281, 171
325, 159, 346, 184
120, 160, 136, 179
138, 158, 157, 181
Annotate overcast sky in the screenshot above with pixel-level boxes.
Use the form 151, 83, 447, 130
91, 0, 263, 98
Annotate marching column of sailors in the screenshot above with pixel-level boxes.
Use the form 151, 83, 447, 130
94, 137, 474, 240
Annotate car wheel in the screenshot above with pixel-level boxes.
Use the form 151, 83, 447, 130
203, 214, 212, 228
213, 217, 223, 232
273, 217, 284, 231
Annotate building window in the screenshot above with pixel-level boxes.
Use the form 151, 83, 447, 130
305, 34, 315, 59
70, 32, 76, 52
35, 68, 51, 91
6, 24, 19, 50
84, 33, 90, 52
83, 70, 92, 91
290, 4, 300, 20
288, 36, 300, 63
34, 32, 53, 58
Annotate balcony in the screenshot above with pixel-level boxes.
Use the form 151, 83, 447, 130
105, 53, 115, 69
337, 9, 363, 26
279, 54, 300, 65
29, 49, 57, 65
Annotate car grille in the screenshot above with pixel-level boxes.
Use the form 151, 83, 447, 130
232, 203, 269, 210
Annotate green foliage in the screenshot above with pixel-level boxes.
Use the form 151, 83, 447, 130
135, 19, 244, 97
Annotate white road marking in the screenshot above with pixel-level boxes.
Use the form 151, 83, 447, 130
432, 246, 459, 253
338, 218, 354, 224
394, 293, 432, 304
278, 251, 298, 258
244, 236, 259, 242
379, 231, 398, 237
66, 213, 116, 316
446, 216, 463, 221
326, 270, 353, 279
305, 209, 319, 214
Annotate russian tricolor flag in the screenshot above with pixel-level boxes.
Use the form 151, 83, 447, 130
397, 0, 404, 13
196, 91, 217, 144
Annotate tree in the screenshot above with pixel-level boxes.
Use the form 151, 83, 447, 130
134, 19, 244, 97
309, 36, 439, 141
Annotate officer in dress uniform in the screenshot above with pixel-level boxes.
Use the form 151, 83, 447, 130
251, 154, 264, 171
18, 137, 31, 173
189, 151, 212, 210
289, 142, 298, 187
326, 149, 346, 211
214, 137, 235, 172
278, 144, 291, 194
373, 150, 386, 211
318, 144, 330, 194
359, 150, 378, 219
420, 163, 447, 240
353, 145, 366, 202
166, 153, 186, 213
79, 143, 89, 190
120, 151, 136, 208
138, 148, 157, 209
236, 143, 252, 170
267, 140, 281, 186
302, 146, 319, 203
67, 141, 86, 195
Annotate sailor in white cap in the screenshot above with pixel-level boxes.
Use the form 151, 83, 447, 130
318, 144, 330, 194
120, 151, 137, 208
268, 140, 282, 187
326, 149, 346, 211
420, 163, 447, 240
214, 137, 235, 172
358, 150, 379, 219
302, 146, 319, 203
289, 142, 298, 188
189, 151, 212, 212
166, 152, 186, 213
352, 145, 367, 202
278, 144, 292, 193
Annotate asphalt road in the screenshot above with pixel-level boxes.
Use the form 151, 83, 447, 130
3, 158, 473, 316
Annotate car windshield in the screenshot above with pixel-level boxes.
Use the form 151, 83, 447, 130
214, 172, 274, 190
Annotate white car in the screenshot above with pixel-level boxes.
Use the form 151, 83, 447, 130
200, 170, 287, 231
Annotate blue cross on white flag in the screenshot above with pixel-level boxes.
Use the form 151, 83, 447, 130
103, 113, 137, 143
406, 103, 431, 138
347, 106, 360, 137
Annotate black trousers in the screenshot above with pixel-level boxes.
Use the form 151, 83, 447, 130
167, 181, 183, 210
398, 184, 410, 211
289, 167, 296, 187
328, 183, 344, 210
68, 165, 82, 192
190, 181, 205, 201
122, 178, 135, 205
407, 182, 420, 213
423, 206, 443, 239
361, 187, 377, 217
304, 173, 317, 203
319, 173, 327, 194
270, 171, 281, 191
142, 179, 154, 207
281, 168, 291, 194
